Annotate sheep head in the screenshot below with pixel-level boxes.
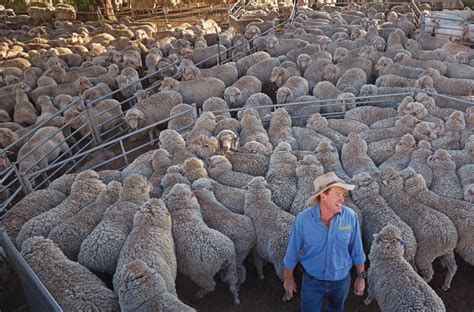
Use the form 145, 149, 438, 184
375, 57, 393, 72
428, 149, 456, 172
394, 52, 410, 64
276, 86, 293, 104
71, 170, 107, 198
159, 77, 179, 91
159, 129, 186, 149
95, 181, 122, 205
351, 172, 380, 202
152, 149, 172, 173
124, 108, 145, 130
369, 225, 405, 261
419, 68, 440, 79
445, 111, 466, 133
208, 155, 232, 176
297, 54, 312, 73
240, 141, 267, 154
0, 110, 10, 123
333, 47, 348, 63
296, 154, 323, 179
376, 167, 404, 198
182, 66, 200, 81
120, 174, 151, 204
337, 93, 356, 111
166, 183, 198, 213
270, 67, 285, 87
372, 37, 386, 52
224, 86, 242, 108
407, 102, 428, 119
412, 121, 438, 141
395, 133, 416, 154
400, 167, 427, 195
216, 129, 239, 152
319, 36, 332, 52
265, 35, 279, 52
0, 128, 17, 146
194, 135, 220, 160
359, 84, 377, 97
415, 92, 436, 110
133, 198, 170, 229
307, 113, 328, 131
76, 76, 94, 92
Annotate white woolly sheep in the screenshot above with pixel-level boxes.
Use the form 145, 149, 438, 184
224, 75, 262, 109
183, 64, 238, 87
237, 92, 273, 121
2, 189, 66, 242
158, 129, 196, 165
421, 68, 474, 97
192, 178, 257, 287
13, 87, 37, 127
364, 225, 445, 311
121, 149, 155, 180
113, 198, 177, 297
202, 97, 231, 120
21, 237, 119, 311
159, 76, 225, 108
315, 140, 351, 182
290, 154, 324, 216
235, 51, 271, 77
351, 173, 417, 265
268, 108, 298, 150
377, 168, 458, 290
428, 149, 464, 200
118, 260, 196, 312
47, 181, 122, 260
244, 176, 295, 288
306, 114, 346, 151
457, 164, 474, 202
239, 108, 272, 155
402, 168, 474, 265
167, 103, 196, 134
379, 133, 416, 171
246, 57, 281, 87
341, 132, 379, 178
276, 76, 309, 104
207, 155, 255, 188
77, 175, 150, 274
185, 112, 217, 153
16, 170, 106, 247
344, 106, 397, 126
165, 183, 240, 304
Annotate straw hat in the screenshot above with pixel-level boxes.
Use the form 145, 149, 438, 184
306, 172, 355, 205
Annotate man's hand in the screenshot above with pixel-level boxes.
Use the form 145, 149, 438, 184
283, 278, 297, 299
353, 277, 365, 296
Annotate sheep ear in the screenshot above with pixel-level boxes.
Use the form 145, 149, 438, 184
373, 234, 379, 241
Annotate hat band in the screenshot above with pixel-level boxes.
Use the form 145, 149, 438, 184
317, 180, 343, 192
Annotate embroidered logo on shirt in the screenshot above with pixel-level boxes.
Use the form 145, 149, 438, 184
339, 225, 351, 230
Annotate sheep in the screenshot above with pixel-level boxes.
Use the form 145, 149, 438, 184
183, 44, 227, 68
268, 108, 298, 150
404, 39, 445, 61
457, 164, 474, 202
430, 110, 466, 150
306, 114, 346, 151
270, 66, 300, 88
406, 140, 434, 187
402, 168, 474, 265
421, 68, 474, 97
412, 121, 440, 142
224, 75, 262, 109
363, 225, 446, 311
46, 170, 123, 196
265, 35, 308, 57
265, 142, 298, 212
118, 260, 196, 312
47, 181, 122, 261
13, 87, 37, 127
374, 75, 418, 88
165, 183, 240, 304
246, 57, 281, 87
35, 96, 63, 127
427, 149, 464, 200
207, 155, 255, 188
0, 109, 11, 123
341, 132, 379, 178
326, 118, 369, 136
276, 76, 309, 104
377, 168, 458, 290
1, 189, 66, 242
351, 173, 417, 265
124, 90, 183, 140
314, 139, 350, 182
16, 170, 105, 247
379, 133, 416, 171
374, 57, 424, 80
344, 106, 397, 126
192, 178, 257, 287
77, 175, 150, 275
239, 108, 272, 155
44, 64, 108, 84
181, 157, 208, 183
358, 115, 418, 144
202, 97, 231, 120
21, 237, 119, 311
160, 165, 191, 198
183, 64, 238, 87
301, 56, 333, 90
393, 53, 447, 75
237, 92, 273, 121
121, 150, 155, 180
167, 103, 196, 134
159, 76, 225, 108
185, 112, 217, 153
158, 129, 196, 165
290, 154, 324, 216
291, 117, 332, 152
113, 198, 176, 297
30, 76, 94, 105
235, 51, 271, 77
244, 176, 295, 286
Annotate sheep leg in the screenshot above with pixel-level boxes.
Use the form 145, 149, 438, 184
439, 252, 457, 291
220, 259, 240, 305
252, 249, 265, 280
193, 275, 216, 300
415, 253, 435, 283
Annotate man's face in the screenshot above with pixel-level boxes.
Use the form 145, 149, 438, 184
320, 186, 346, 213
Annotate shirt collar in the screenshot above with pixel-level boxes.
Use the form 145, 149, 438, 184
310, 203, 343, 221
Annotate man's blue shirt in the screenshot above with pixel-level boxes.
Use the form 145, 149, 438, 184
283, 204, 366, 281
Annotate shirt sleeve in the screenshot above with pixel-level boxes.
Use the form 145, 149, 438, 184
283, 216, 303, 269
349, 214, 366, 266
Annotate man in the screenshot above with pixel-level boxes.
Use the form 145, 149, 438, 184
283, 172, 366, 312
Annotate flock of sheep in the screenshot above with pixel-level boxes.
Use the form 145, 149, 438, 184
1, 0, 474, 311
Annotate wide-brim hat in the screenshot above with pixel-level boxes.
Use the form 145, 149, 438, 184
306, 172, 355, 205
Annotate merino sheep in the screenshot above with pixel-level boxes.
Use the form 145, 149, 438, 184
364, 225, 445, 312
421, 68, 474, 97
77, 175, 150, 274
113, 198, 177, 297
290, 155, 324, 216
239, 108, 272, 155
341, 133, 379, 178
244, 177, 295, 286
402, 168, 474, 265
379, 133, 416, 171
377, 168, 458, 290
224, 75, 262, 109
165, 183, 240, 304
160, 166, 191, 198
21, 237, 119, 311
118, 260, 196, 312
235, 51, 271, 77
159, 76, 225, 108
192, 178, 257, 287
315, 140, 351, 182
207, 155, 255, 188
344, 106, 397, 126
335, 67, 367, 96
158, 129, 196, 165
306, 114, 346, 151
47, 181, 122, 260
16, 170, 106, 247
246, 57, 281, 87
183, 64, 238, 87
268, 108, 298, 150
202, 97, 231, 120
185, 112, 217, 153
237, 92, 273, 121
350, 173, 416, 265
2, 189, 66, 242
428, 149, 464, 200
13, 87, 37, 127
276, 76, 309, 104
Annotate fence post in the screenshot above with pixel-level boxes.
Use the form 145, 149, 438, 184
164, 6, 170, 25
191, 103, 198, 119
215, 26, 222, 65
19, 172, 34, 195
85, 101, 103, 146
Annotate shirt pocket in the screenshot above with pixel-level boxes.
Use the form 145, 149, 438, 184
334, 232, 351, 268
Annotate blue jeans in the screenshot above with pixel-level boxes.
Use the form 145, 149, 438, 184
300, 272, 351, 312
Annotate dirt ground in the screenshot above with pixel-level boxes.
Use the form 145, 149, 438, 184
1, 239, 473, 312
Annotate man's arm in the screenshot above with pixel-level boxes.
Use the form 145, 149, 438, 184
283, 267, 297, 299
283, 218, 302, 299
